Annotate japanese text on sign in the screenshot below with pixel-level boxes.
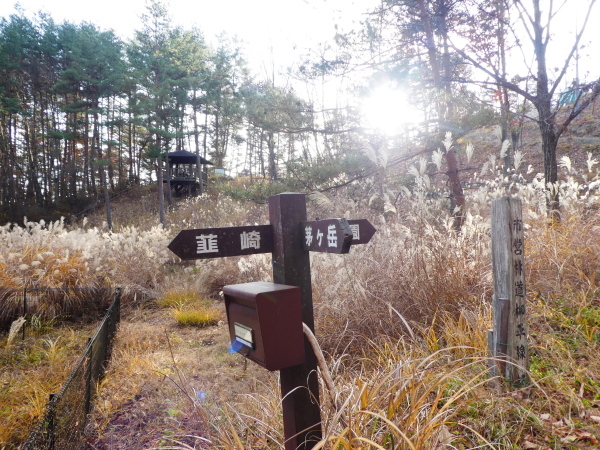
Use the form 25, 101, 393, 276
301, 218, 354, 254
513, 238, 523, 255
514, 260, 523, 276
350, 224, 360, 240
241, 231, 261, 250
513, 219, 522, 232
515, 281, 524, 298
316, 229, 324, 246
327, 225, 337, 247
197, 230, 265, 254
197, 234, 218, 254
305, 224, 338, 248
515, 303, 526, 316
168, 225, 273, 260
304, 226, 313, 246
305, 223, 353, 248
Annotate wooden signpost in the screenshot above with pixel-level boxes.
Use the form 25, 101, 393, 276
301, 218, 353, 253
490, 196, 529, 386
168, 193, 376, 450
347, 219, 377, 245
168, 225, 274, 259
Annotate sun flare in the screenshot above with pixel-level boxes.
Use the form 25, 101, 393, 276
361, 85, 423, 135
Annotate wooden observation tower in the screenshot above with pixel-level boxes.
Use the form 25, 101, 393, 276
164, 150, 212, 197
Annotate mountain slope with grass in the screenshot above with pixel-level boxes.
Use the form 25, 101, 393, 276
458, 96, 600, 184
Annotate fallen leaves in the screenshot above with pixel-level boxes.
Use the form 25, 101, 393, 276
534, 411, 600, 448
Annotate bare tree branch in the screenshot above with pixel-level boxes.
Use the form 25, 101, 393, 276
549, 0, 597, 97
557, 79, 600, 140
513, 0, 536, 42
318, 146, 436, 193
451, 43, 536, 103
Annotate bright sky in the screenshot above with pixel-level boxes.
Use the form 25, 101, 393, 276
2, 0, 598, 82
0, 0, 372, 78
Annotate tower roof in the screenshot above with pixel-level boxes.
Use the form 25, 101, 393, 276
167, 150, 213, 165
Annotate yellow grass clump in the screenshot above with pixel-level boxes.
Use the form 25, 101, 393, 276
172, 304, 222, 327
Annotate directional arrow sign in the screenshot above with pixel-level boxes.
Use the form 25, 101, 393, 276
347, 219, 377, 245
301, 218, 354, 254
168, 225, 273, 260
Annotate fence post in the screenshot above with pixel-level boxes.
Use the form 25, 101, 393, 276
48, 393, 56, 450
114, 288, 121, 332
491, 196, 529, 386
84, 338, 93, 415
21, 290, 122, 450
269, 193, 322, 450
22, 287, 27, 340
107, 288, 121, 361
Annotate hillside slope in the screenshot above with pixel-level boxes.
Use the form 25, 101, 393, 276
459, 96, 600, 181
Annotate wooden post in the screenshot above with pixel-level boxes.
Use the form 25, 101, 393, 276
85, 337, 93, 415
269, 193, 322, 450
491, 197, 529, 386
48, 393, 56, 450
23, 287, 27, 340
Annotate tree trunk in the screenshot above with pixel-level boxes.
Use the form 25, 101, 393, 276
214, 113, 222, 167
163, 118, 173, 208
94, 104, 112, 230
418, 0, 465, 228
157, 157, 166, 228
259, 129, 266, 178
267, 130, 277, 180
540, 114, 559, 217
156, 133, 167, 228
192, 90, 203, 195
532, 0, 560, 219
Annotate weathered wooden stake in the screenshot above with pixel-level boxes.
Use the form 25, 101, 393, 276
269, 193, 322, 450
23, 287, 27, 340
490, 196, 529, 386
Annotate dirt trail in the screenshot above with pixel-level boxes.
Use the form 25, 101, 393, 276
86, 306, 274, 449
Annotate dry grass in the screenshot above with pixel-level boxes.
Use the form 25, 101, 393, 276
206, 311, 502, 449
3, 148, 600, 448
193, 167, 600, 448
171, 304, 222, 327
156, 289, 205, 309
156, 289, 223, 327
0, 324, 92, 448
5, 317, 26, 348
527, 214, 600, 299
86, 307, 274, 449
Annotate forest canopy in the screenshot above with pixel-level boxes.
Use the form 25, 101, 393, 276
1, 0, 598, 225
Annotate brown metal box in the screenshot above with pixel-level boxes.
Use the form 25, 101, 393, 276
223, 281, 305, 371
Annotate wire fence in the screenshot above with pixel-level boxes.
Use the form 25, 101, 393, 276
0, 287, 116, 335
19, 288, 121, 450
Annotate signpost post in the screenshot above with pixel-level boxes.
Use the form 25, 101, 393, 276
270, 193, 321, 449
168, 192, 376, 450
